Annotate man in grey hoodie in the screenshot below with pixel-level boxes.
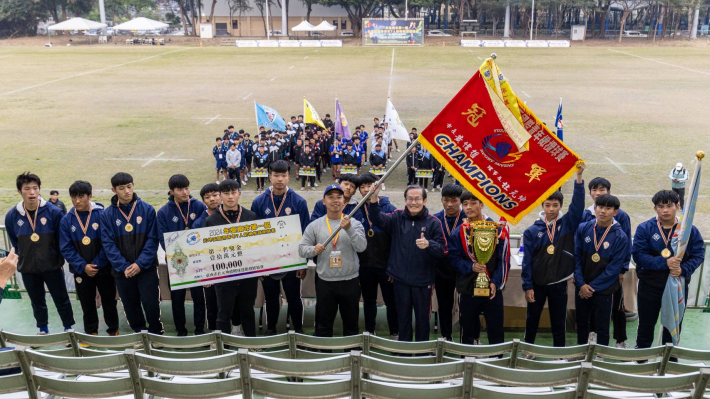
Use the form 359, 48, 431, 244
299, 184, 367, 338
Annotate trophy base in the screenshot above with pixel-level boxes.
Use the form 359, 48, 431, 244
473, 288, 490, 297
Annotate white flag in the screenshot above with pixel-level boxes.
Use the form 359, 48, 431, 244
384, 98, 409, 141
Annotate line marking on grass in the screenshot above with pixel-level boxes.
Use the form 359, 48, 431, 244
607, 49, 710, 77
477, 56, 483, 60
205, 114, 221, 125
289, 65, 294, 69
0, 55, 14, 59
303, 56, 309, 60
314, 50, 319, 52
270, 76, 277, 81
141, 152, 165, 167
522, 90, 531, 98
0, 48, 190, 97
605, 156, 627, 173
242, 93, 252, 100
387, 48, 396, 98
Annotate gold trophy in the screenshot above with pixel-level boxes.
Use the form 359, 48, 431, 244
466, 219, 500, 297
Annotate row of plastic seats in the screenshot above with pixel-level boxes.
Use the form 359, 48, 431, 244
1, 345, 709, 399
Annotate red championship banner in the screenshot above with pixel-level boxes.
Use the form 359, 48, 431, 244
419, 58, 582, 225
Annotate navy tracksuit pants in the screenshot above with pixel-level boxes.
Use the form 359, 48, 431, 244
22, 268, 75, 330
524, 280, 568, 347
575, 289, 612, 346
262, 271, 304, 332
393, 280, 432, 342
459, 292, 504, 345
115, 268, 163, 335
170, 286, 206, 335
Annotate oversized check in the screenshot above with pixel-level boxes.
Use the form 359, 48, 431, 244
164, 215, 306, 290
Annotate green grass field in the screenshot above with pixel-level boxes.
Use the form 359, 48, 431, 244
1, 45, 709, 234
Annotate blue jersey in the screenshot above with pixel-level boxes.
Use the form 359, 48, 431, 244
213, 144, 228, 162
329, 145, 342, 163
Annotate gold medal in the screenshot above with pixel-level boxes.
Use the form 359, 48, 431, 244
547, 244, 555, 254
117, 200, 138, 234
24, 204, 41, 243
591, 221, 613, 264
175, 199, 192, 230
74, 207, 94, 247
125, 223, 133, 232
82, 236, 91, 246
31, 233, 40, 242
661, 248, 671, 258
545, 218, 557, 256
656, 218, 677, 261
367, 229, 375, 238
591, 252, 600, 262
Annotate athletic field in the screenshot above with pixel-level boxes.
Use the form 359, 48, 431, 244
0, 44, 709, 234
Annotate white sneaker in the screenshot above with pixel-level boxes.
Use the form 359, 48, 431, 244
381, 184, 386, 191
242, 181, 247, 186
521, 354, 536, 360
397, 148, 401, 152
311, 187, 316, 191
389, 334, 399, 341
300, 187, 305, 191
588, 332, 597, 344
216, 180, 220, 184
231, 325, 243, 336
473, 339, 481, 345
314, 183, 319, 187
615, 341, 629, 349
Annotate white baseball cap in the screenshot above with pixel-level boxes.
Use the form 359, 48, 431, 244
676, 162, 683, 170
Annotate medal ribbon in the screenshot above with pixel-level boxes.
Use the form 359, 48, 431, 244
326, 214, 344, 249
270, 188, 288, 217
74, 207, 92, 237
445, 212, 462, 237
362, 199, 378, 230
460, 223, 490, 279
175, 199, 191, 227
656, 217, 677, 250
23, 204, 39, 235
593, 220, 613, 254
118, 200, 138, 225
219, 205, 242, 224
546, 217, 557, 245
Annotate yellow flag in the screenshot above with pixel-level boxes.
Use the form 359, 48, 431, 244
304, 98, 326, 129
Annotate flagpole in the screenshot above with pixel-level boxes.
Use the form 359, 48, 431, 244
254, 101, 260, 132
322, 136, 421, 247
676, 151, 704, 258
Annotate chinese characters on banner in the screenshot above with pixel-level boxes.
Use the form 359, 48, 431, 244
164, 215, 306, 290
419, 59, 582, 225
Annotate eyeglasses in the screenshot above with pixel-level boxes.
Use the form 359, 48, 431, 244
405, 197, 424, 203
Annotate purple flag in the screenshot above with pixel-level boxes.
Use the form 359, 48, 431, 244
335, 98, 351, 140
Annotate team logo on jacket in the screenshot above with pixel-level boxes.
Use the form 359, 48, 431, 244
116, 219, 122, 226
137, 216, 143, 224
264, 208, 272, 216
75, 277, 82, 284
190, 213, 196, 220
652, 233, 660, 241
537, 231, 544, 238
603, 242, 610, 249
71, 225, 76, 232
285, 207, 292, 215
172, 216, 179, 223
584, 236, 591, 243
17, 220, 23, 227
92, 223, 99, 230
40, 217, 47, 225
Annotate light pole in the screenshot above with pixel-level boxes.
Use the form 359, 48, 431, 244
503, 0, 510, 38
266, 0, 271, 40
530, 0, 535, 40
405, 0, 409, 19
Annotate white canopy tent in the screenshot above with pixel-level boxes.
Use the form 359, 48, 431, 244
47, 17, 107, 44
113, 17, 168, 32
48, 17, 107, 31
313, 21, 337, 31
291, 21, 316, 32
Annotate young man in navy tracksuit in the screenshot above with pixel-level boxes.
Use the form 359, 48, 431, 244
205, 179, 261, 336
250, 160, 310, 335
574, 194, 628, 347
101, 172, 163, 335
157, 174, 208, 336
213, 137, 228, 183
5, 172, 75, 334
581, 177, 632, 347
354, 173, 399, 339
522, 164, 586, 347
633, 190, 704, 349
59, 180, 119, 336
368, 184, 447, 342
433, 184, 466, 342
448, 191, 508, 345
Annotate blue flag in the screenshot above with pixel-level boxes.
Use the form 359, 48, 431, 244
662, 153, 702, 345
254, 101, 286, 131
554, 98, 563, 141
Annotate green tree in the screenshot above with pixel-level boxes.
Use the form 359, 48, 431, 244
317, 0, 379, 35
0, 0, 49, 37
227, 0, 252, 35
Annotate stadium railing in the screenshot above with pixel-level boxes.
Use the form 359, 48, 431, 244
1, 330, 710, 399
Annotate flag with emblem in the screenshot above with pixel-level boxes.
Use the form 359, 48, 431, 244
384, 98, 409, 141
304, 97, 326, 129
555, 98, 563, 141
661, 151, 703, 345
254, 101, 286, 131
418, 56, 582, 225
334, 98, 351, 140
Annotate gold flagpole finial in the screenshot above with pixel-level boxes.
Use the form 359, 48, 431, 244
490, 53, 497, 59
696, 151, 705, 161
